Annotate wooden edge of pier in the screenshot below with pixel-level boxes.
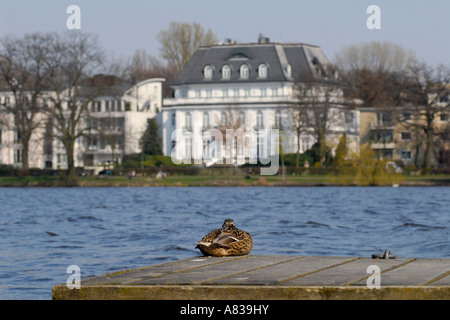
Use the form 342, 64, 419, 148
52, 255, 450, 300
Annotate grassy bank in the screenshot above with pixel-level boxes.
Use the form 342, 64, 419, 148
1, 172, 449, 187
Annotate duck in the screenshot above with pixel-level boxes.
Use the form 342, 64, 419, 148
195, 219, 253, 257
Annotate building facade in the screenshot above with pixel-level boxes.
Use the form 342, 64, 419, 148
162, 39, 359, 166
360, 104, 450, 167
0, 78, 165, 170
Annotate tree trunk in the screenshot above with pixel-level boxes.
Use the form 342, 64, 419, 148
22, 139, 29, 170
424, 128, 434, 172
65, 139, 77, 185
296, 131, 301, 168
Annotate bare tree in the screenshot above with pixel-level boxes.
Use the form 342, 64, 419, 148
42, 32, 106, 183
157, 22, 218, 73
285, 99, 308, 167
213, 106, 245, 164
293, 74, 344, 166
397, 61, 450, 170
107, 48, 177, 98
334, 41, 415, 108
0, 33, 49, 169
334, 41, 415, 74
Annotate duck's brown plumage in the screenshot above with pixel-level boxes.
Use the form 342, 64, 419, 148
195, 219, 253, 257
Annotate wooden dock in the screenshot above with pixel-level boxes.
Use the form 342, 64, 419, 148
52, 255, 450, 300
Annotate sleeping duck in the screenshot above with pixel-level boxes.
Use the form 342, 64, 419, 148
195, 219, 253, 257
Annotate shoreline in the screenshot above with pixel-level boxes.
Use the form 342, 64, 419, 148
1, 175, 449, 187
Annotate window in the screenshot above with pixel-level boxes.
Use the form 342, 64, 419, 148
257, 135, 265, 158
275, 110, 282, 129
116, 100, 122, 111
204, 65, 213, 80
401, 131, 412, 140
177, 89, 187, 98
220, 111, 227, 126
382, 150, 393, 159
402, 111, 412, 121
258, 64, 268, 79
261, 88, 266, 97
105, 100, 109, 112
222, 65, 231, 80
373, 130, 393, 142
401, 150, 412, 160
185, 112, 192, 130
14, 131, 22, 144
440, 113, 449, 121
239, 111, 246, 127
256, 111, 264, 129
345, 111, 354, 125
240, 64, 249, 79
301, 138, 310, 153
97, 101, 102, 112
57, 154, 65, 164
171, 113, 176, 126
202, 112, 210, 130
378, 112, 393, 125
184, 137, 192, 159
14, 149, 23, 163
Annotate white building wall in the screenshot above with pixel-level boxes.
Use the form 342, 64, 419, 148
162, 83, 360, 163
0, 78, 165, 169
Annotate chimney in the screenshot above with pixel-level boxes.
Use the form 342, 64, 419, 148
258, 34, 270, 44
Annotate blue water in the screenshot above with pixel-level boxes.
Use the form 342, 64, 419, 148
0, 186, 449, 299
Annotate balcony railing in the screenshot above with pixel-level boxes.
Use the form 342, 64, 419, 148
370, 122, 395, 130
370, 141, 395, 149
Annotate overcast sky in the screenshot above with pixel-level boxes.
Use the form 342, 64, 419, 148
0, 0, 448, 67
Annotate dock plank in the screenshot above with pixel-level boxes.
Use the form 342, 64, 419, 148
208, 256, 356, 285
135, 255, 297, 285
281, 257, 413, 286
81, 256, 247, 285
371, 258, 450, 286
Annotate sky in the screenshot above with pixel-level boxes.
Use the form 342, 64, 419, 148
0, 0, 449, 67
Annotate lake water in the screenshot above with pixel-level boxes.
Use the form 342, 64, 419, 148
0, 186, 449, 299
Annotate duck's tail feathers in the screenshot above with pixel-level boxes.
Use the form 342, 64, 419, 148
195, 241, 212, 247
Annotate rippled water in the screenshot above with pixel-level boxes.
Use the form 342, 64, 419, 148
0, 186, 449, 299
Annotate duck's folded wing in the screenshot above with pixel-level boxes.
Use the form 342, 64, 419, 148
211, 234, 239, 248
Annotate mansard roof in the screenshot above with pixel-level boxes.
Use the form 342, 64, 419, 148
170, 42, 336, 86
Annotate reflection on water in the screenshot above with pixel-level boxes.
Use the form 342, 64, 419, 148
0, 186, 449, 299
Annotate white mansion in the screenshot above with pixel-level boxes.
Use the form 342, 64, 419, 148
161, 39, 359, 164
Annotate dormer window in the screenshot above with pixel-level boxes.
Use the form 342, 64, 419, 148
240, 64, 249, 79
204, 65, 214, 80
222, 65, 231, 80
258, 64, 268, 79
285, 64, 292, 78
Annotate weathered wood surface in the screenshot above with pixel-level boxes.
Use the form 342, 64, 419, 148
52, 255, 450, 300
